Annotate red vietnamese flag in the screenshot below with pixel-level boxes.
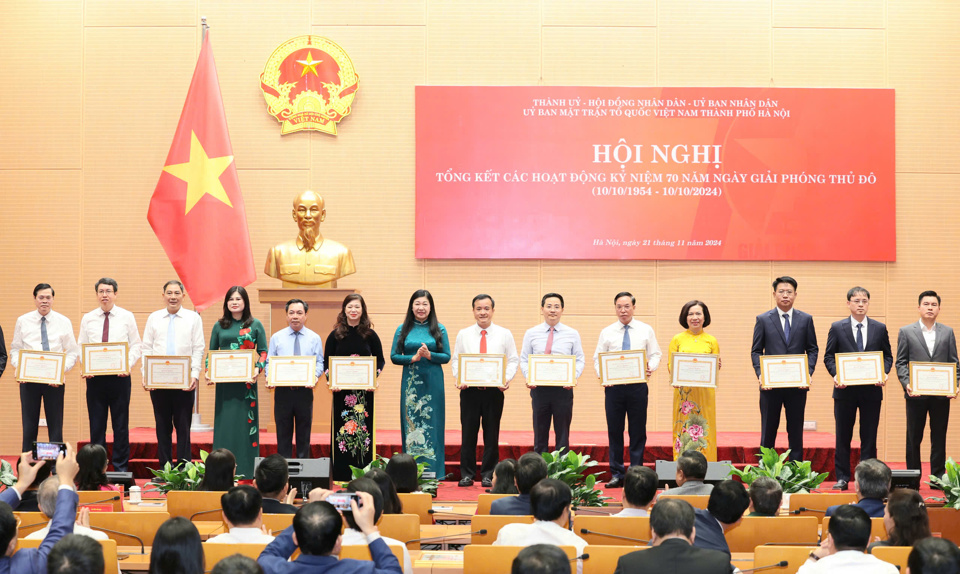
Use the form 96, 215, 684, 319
148, 31, 255, 311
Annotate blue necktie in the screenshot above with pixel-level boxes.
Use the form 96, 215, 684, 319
622, 324, 631, 351
782, 313, 791, 344
166, 314, 176, 355
856, 323, 864, 352
40, 316, 50, 352
293, 330, 301, 356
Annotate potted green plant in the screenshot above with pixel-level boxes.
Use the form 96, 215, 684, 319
0, 460, 16, 490
728, 447, 828, 503
146, 450, 242, 495
350, 453, 440, 497
927, 458, 960, 509
542, 450, 610, 508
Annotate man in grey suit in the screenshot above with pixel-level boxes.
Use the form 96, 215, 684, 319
895, 290, 960, 480
657, 450, 714, 500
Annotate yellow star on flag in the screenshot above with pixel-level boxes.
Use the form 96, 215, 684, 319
162, 131, 234, 215
297, 51, 322, 77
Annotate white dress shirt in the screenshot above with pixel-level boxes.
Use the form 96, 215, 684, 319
850, 316, 868, 347
78, 305, 143, 368
141, 307, 205, 379
612, 507, 649, 517
779, 307, 795, 331
520, 322, 585, 378
206, 527, 275, 544
9, 310, 79, 371
593, 318, 662, 376
341, 528, 414, 574
494, 520, 587, 574
451, 323, 520, 381
920, 320, 937, 355
796, 550, 898, 574
26, 523, 109, 541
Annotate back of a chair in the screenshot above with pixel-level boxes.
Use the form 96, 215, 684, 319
166, 490, 226, 519
202, 542, 268, 568
88, 511, 170, 546
340, 543, 407, 564
377, 513, 420, 550
14, 511, 47, 538
582, 545, 645, 574
19, 537, 119, 574
77, 490, 123, 512
464, 545, 576, 574
753, 545, 818, 574
575, 516, 651, 546
822, 516, 886, 541
928, 507, 960, 545
788, 492, 858, 517
397, 492, 432, 525
261, 513, 295, 534
872, 545, 912, 572
471, 515, 535, 544
477, 493, 516, 515
657, 494, 710, 509
724, 516, 819, 552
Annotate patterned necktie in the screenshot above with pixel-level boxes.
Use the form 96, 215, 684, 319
166, 314, 176, 355
480, 329, 487, 354
102, 312, 110, 343
782, 313, 791, 344
40, 316, 50, 352
544, 326, 555, 354
622, 324, 631, 351
293, 330, 301, 356
856, 323, 864, 352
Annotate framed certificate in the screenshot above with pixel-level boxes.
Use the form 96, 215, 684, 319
909, 361, 958, 397
671, 353, 718, 388
598, 350, 647, 386
81, 342, 129, 377
458, 354, 506, 388
328, 356, 377, 390
268, 356, 317, 387
760, 354, 810, 389
527, 354, 577, 387
836, 352, 884, 386
143, 355, 192, 389
16, 350, 66, 385
207, 350, 257, 383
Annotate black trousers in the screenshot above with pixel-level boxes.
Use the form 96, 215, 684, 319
86, 375, 131, 472
275, 387, 313, 459
605, 383, 648, 478
531, 387, 573, 454
906, 396, 951, 478
460, 388, 504, 480
759, 387, 807, 462
150, 389, 193, 467
833, 396, 881, 482
20, 383, 64, 452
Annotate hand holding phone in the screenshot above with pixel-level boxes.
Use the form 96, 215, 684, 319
326, 492, 362, 513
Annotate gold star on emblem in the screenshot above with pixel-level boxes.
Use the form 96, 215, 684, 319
297, 51, 322, 77
162, 131, 234, 214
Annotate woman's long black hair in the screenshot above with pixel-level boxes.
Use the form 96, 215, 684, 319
395, 289, 443, 353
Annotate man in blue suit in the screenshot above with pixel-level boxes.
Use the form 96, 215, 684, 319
825, 458, 890, 518
0, 444, 80, 574
692, 480, 750, 556
751, 276, 819, 462
258, 491, 401, 574
823, 287, 893, 490
490, 452, 547, 516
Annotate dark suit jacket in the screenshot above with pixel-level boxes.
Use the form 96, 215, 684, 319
614, 538, 734, 574
824, 317, 893, 401
0, 487, 78, 574
692, 508, 730, 556
490, 494, 531, 516
258, 525, 402, 574
262, 497, 299, 514
0, 325, 7, 378
751, 309, 819, 377
825, 497, 885, 518
895, 322, 960, 399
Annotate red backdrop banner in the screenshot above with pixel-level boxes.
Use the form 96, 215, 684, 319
415, 87, 895, 261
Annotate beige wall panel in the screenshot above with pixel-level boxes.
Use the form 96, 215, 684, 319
770, 263, 887, 318
541, 262, 657, 316
542, 27, 657, 87
772, 0, 884, 29
658, 1, 771, 87
84, 0, 197, 27
542, 0, 656, 27
426, 0, 540, 85
773, 29, 885, 88
0, 3, 81, 169
424, 261, 541, 332
312, 0, 425, 26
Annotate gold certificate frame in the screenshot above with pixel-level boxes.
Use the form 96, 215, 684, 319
268, 355, 317, 387
760, 354, 810, 389
528, 354, 577, 387
328, 356, 377, 390
17, 350, 66, 385
458, 354, 506, 388
909, 361, 958, 397
599, 349, 647, 386
671, 352, 718, 388
836, 352, 884, 386
81, 342, 129, 377
143, 355, 192, 389
208, 350, 257, 383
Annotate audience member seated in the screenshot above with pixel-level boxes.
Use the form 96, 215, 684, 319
13, 457, 53, 513
868, 488, 931, 552
826, 458, 890, 518
341, 478, 413, 574
798, 505, 897, 573
746, 476, 783, 517
365, 468, 403, 515
658, 450, 713, 500
614, 465, 658, 517
908, 538, 960, 574
212, 554, 265, 574
257, 491, 402, 574
614, 498, 734, 574
199, 448, 237, 491
0, 447, 79, 574
255, 454, 299, 514
511, 544, 571, 574
693, 479, 750, 556
48, 533, 105, 574
491, 453, 547, 515
490, 459, 520, 495
207, 485, 275, 544
76, 444, 120, 493
26, 478, 107, 541
149, 516, 205, 574
384, 454, 420, 494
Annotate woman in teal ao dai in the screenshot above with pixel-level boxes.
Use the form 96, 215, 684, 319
391, 290, 450, 479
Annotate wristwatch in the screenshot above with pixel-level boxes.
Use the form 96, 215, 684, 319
808, 551, 820, 562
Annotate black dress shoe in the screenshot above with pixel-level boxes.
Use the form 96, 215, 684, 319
832, 479, 849, 491
606, 476, 624, 488
458, 477, 474, 487
481, 477, 493, 488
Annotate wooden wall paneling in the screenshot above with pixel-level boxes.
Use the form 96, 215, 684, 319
542, 0, 656, 27
84, 0, 197, 27
773, 29, 886, 88
772, 0, 885, 29
311, 0, 426, 26
541, 262, 657, 317
542, 27, 657, 87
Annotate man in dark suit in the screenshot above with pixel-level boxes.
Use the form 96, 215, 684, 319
692, 480, 750, 556
614, 498, 733, 574
895, 290, 960, 480
823, 286, 893, 490
490, 452, 547, 515
825, 458, 889, 518
751, 276, 819, 462
255, 454, 299, 515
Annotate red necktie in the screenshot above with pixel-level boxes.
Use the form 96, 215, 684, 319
102, 312, 110, 343
544, 327, 555, 354
480, 329, 487, 354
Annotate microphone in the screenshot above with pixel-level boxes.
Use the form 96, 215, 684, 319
428, 509, 475, 518
189, 508, 223, 521
570, 554, 590, 562
790, 507, 825, 515
80, 495, 121, 507
18, 520, 50, 531
90, 525, 145, 554
405, 528, 487, 544
572, 506, 616, 515
579, 528, 649, 544
737, 560, 789, 573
